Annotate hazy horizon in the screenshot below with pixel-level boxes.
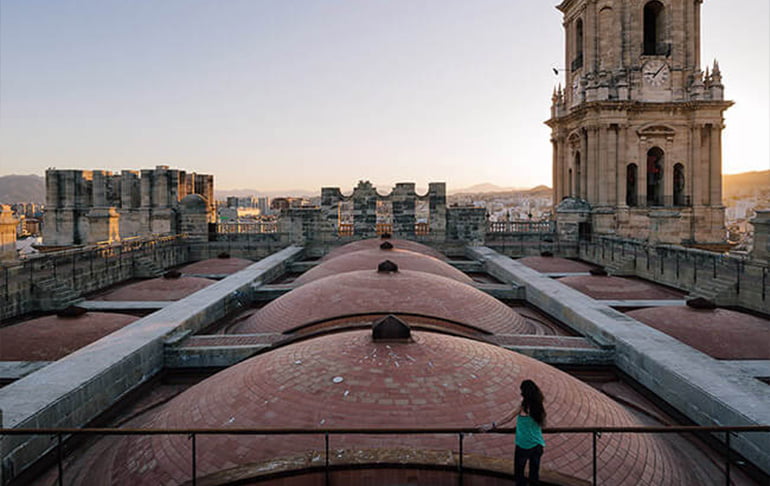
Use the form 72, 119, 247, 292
1, 1, 768, 192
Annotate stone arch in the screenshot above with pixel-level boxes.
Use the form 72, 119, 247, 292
643, 1, 666, 55
575, 17, 584, 68
646, 147, 664, 207
673, 163, 686, 206
626, 163, 639, 207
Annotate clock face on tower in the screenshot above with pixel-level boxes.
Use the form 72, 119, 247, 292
642, 60, 670, 88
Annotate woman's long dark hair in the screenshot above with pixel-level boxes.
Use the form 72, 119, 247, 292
520, 380, 546, 426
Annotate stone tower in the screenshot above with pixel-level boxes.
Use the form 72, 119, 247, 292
548, 0, 732, 244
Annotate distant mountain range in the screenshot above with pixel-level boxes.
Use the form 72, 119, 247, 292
449, 183, 552, 196
1, 170, 766, 204
213, 188, 317, 200
723, 170, 770, 197
0, 175, 45, 204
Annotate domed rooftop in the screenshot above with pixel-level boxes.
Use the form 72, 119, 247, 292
627, 306, 770, 359
557, 275, 685, 300
295, 248, 473, 285
68, 330, 694, 485
93, 276, 215, 301
322, 238, 446, 262
180, 257, 254, 275
518, 256, 596, 274
180, 193, 208, 210
233, 269, 531, 335
0, 312, 139, 361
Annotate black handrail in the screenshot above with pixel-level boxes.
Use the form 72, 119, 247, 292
2, 425, 767, 486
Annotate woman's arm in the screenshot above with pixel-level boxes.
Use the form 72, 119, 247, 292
491, 405, 521, 429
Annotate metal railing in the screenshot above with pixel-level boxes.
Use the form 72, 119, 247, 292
216, 221, 278, 234
2, 425, 766, 486
488, 221, 555, 234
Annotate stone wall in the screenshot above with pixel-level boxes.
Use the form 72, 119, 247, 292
579, 236, 770, 315
0, 236, 190, 321
43, 166, 215, 246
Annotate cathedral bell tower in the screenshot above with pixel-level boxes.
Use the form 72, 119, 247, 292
547, 0, 732, 244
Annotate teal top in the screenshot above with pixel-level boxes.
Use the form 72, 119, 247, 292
515, 415, 546, 449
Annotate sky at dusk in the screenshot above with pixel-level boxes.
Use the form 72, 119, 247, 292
1, 0, 768, 193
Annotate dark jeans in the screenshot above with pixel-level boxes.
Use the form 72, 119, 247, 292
514, 444, 544, 485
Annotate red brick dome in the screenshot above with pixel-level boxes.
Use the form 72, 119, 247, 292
233, 269, 531, 335
0, 312, 139, 361
94, 276, 215, 301
295, 248, 473, 285
323, 238, 446, 261
69, 331, 693, 485
627, 306, 770, 359
557, 275, 685, 300
180, 257, 254, 275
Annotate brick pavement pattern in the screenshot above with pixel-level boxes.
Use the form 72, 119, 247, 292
322, 238, 447, 262
65, 331, 693, 485
627, 306, 770, 359
0, 312, 138, 361
295, 248, 473, 285
232, 269, 531, 335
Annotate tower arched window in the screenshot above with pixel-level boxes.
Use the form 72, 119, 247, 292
646, 147, 664, 206
574, 152, 582, 198
573, 18, 584, 70
626, 163, 638, 207
673, 163, 686, 206
643, 1, 666, 55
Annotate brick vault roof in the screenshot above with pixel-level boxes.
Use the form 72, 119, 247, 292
627, 306, 770, 360
94, 276, 215, 301
295, 248, 473, 285
0, 312, 138, 361
518, 256, 596, 274
557, 276, 686, 300
232, 269, 530, 335
69, 331, 692, 485
179, 257, 254, 275
322, 238, 447, 262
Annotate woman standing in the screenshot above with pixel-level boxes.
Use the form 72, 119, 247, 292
483, 379, 546, 485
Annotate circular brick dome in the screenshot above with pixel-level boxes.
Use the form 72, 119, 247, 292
323, 238, 446, 261
94, 276, 215, 301
627, 306, 770, 359
518, 256, 595, 274
295, 249, 473, 285
233, 269, 531, 335
71, 331, 692, 485
180, 257, 254, 275
557, 275, 685, 300
180, 193, 208, 210
0, 312, 139, 361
